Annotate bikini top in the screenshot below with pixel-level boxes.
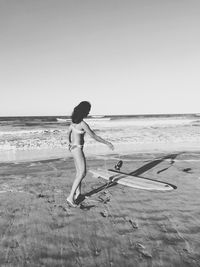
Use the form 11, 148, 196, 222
71, 125, 85, 134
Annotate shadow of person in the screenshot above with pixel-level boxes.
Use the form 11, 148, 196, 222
75, 182, 117, 205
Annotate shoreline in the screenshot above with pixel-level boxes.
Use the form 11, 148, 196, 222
1, 141, 200, 163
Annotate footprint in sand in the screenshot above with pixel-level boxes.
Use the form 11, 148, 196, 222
98, 196, 110, 204
58, 205, 67, 212
135, 243, 152, 258
128, 219, 138, 229
36, 193, 55, 204
124, 216, 138, 229
100, 210, 109, 217
37, 193, 46, 198
98, 191, 111, 204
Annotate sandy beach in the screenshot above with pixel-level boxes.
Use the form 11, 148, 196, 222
1, 0, 200, 264
0, 151, 200, 266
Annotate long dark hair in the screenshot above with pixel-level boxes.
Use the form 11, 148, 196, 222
71, 101, 91, 123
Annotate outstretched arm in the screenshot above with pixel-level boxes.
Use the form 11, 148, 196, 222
81, 121, 114, 150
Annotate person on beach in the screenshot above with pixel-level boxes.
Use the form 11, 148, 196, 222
67, 101, 114, 207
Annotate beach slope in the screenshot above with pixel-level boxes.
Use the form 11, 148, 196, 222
0, 152, 200, 266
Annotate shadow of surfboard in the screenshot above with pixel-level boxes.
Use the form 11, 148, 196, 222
79, 153, 180, 204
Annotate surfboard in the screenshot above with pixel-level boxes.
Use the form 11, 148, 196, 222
89, 169, 177, 191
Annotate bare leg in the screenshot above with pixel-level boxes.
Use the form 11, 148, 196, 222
67, 148, 86, 205
72, 152, 81, 199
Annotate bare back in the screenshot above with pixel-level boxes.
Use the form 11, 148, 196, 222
69, 122, 86, 146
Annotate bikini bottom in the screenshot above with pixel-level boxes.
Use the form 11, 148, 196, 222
69, 144, 84, 151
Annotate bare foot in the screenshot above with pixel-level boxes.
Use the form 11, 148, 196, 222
66, 198, 77, 208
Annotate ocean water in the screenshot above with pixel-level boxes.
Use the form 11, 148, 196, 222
0, 114, 200, 162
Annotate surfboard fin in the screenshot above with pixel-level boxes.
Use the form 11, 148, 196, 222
114, 160, 123, 171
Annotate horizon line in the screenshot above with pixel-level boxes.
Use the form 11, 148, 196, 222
0, 112, 199, 118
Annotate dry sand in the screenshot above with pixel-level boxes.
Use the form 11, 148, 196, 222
0, 151, 200, 266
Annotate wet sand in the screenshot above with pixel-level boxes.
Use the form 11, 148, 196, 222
0, 151, 200, 266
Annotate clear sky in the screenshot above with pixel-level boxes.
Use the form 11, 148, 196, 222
1, 0, 200, 116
